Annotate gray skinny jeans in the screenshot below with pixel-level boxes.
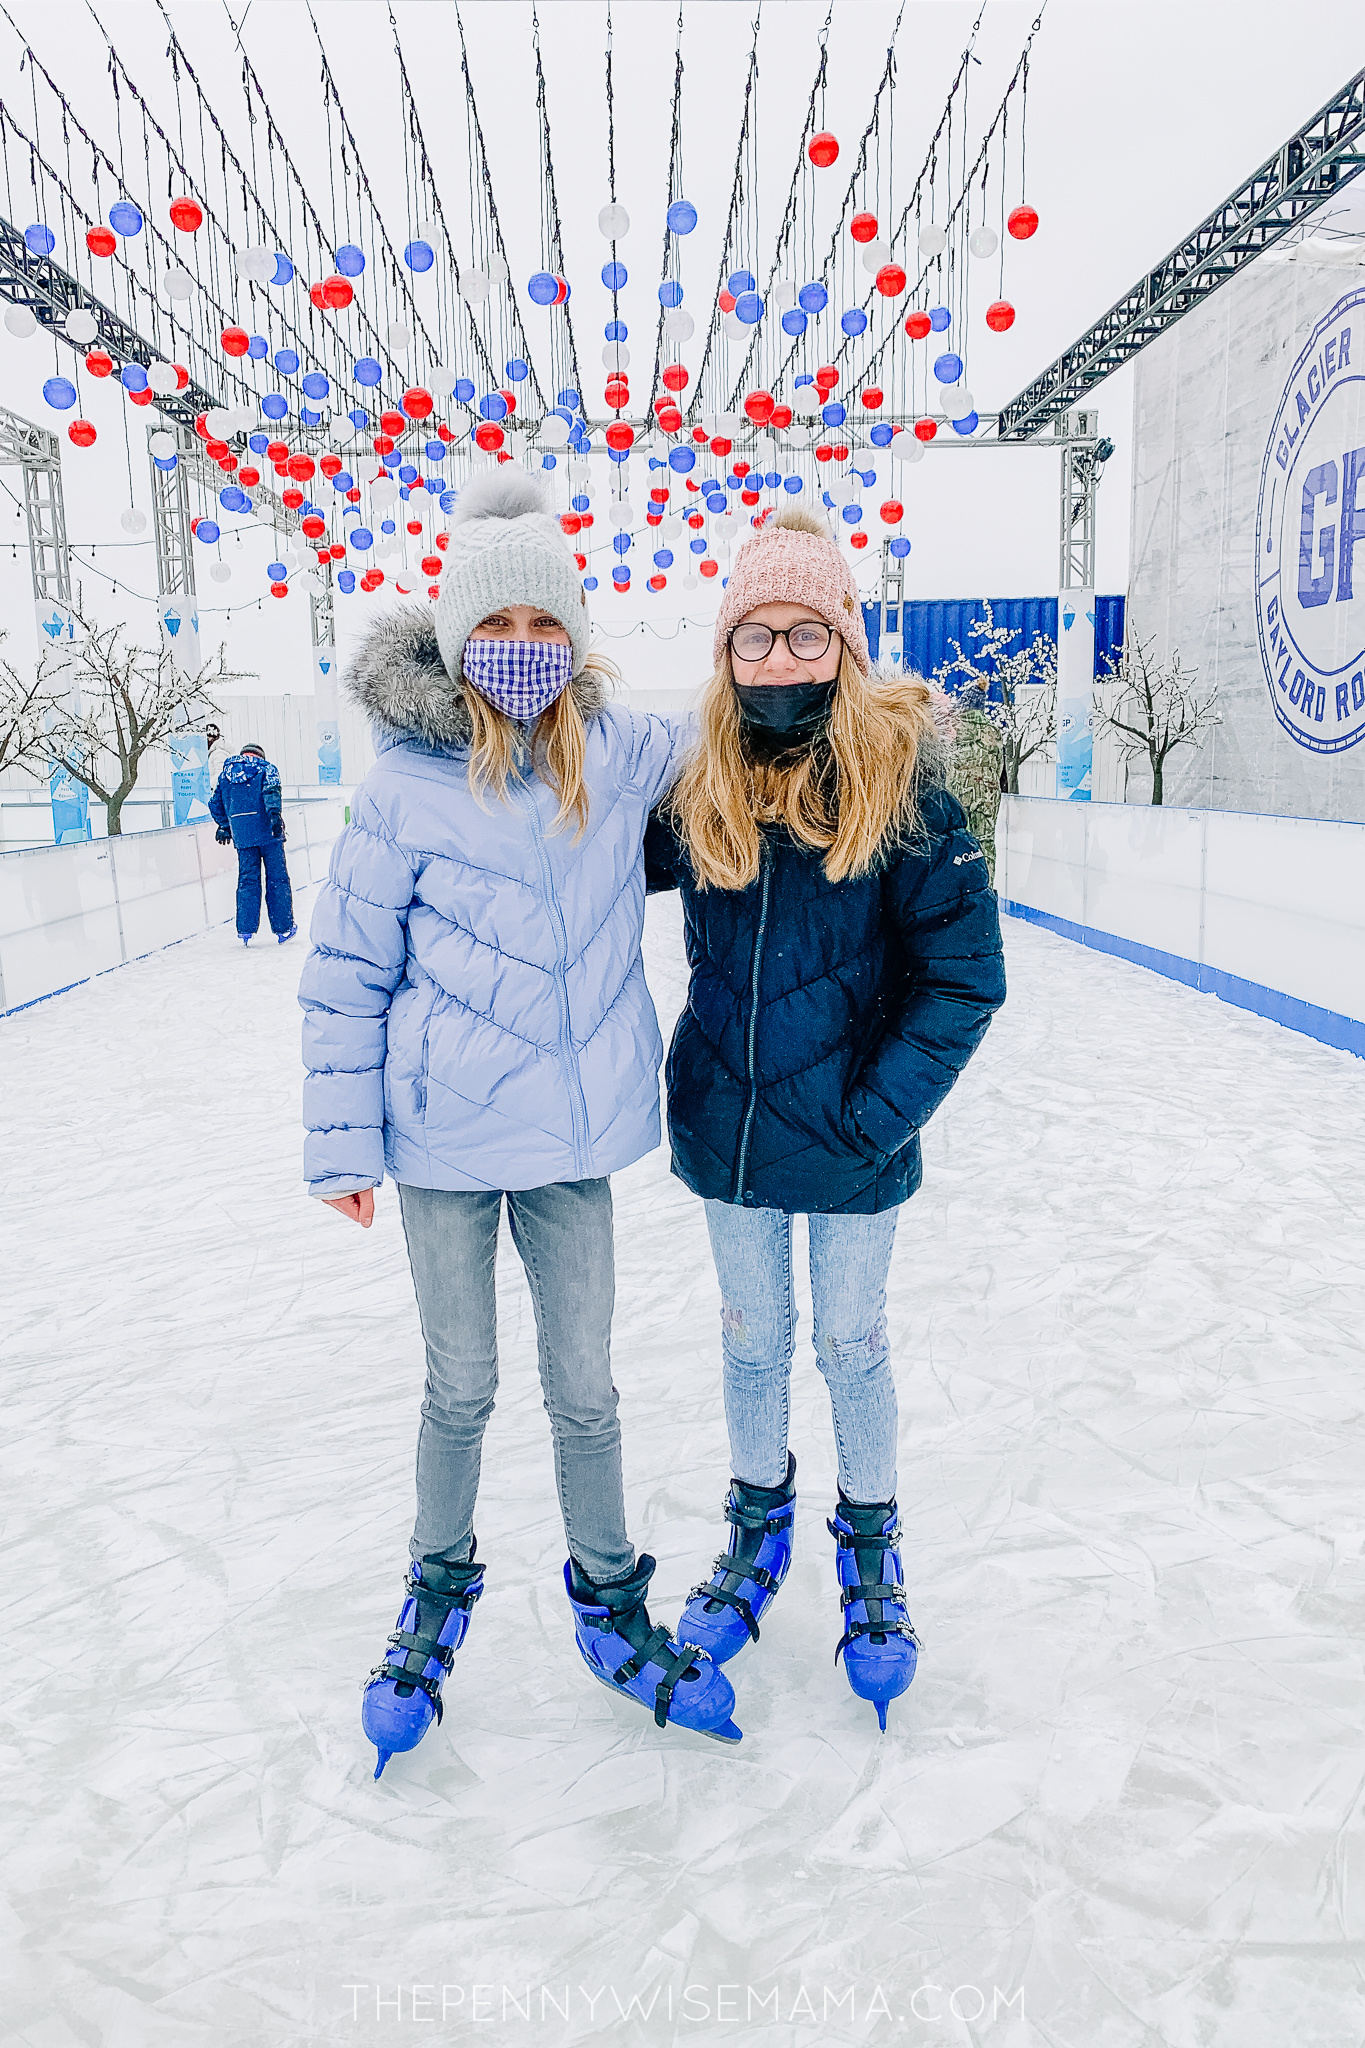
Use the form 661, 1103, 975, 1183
397, 1178, 634, 1585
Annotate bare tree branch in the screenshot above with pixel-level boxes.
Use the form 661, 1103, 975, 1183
0, 631, 68, 780
932, 601, 1057, 794
1093, 633, 1221, 805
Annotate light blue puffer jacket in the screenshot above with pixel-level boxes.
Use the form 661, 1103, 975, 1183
299, 608, 687, 1197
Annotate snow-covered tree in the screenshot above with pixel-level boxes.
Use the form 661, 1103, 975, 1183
0, 631, 68, 779
933, 601, 1057, 795
1093, 634, 1220, 805
32, 618, 247, 835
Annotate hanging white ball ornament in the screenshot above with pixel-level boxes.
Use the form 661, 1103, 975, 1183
387, 320, 411, 353
663, 308, 694, 342
120, 508, 147, 534
608, 499, 634, 529
948, 387, 975, 421
205, 407, 234, 440
682, 572, 697, 591
860, 240, 890, 274
149, 430, 178, 458
235, 245, 273, 284
539, 414, 570, 448
969, 225, 999, 259
64, 308, 98, 344
786, 424, 812, 449
371, 478, 399, 509
5, 306, 37, 338
772, 279, 798, 310
147, 362, 180, 396
460, 270, 489, 306
598, 203, 630, 240
210, 561, 231, 584
722, 311, 748, 342
918, 225, 948, 259
165, 267, 195, 302
891, 434, 926, 464
486, 253, 508, 286
429, 367, 458, 399
602, 342, 630, 370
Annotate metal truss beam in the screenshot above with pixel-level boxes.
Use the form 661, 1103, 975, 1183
0, 407, 71, 608
998, 65, 1365, 441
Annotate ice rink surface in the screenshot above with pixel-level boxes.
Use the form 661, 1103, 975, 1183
3, 884, 1363, 2048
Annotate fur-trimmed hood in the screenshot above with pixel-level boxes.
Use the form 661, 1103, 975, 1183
344, 604, 607, 752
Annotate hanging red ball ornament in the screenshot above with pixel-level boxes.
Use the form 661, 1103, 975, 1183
435, 532, 450, 550
174, 364, 190, 389
814, 365, 839, 394
219, 454, 239, 473
710, 436, 732, 458
500, 390, 518, 416
604, 421, 634, 451
574, 552, 587, 571
474, 422, 505, 452
661, 363, 689, 393
741, 488, 760, 506
688, 511, 704, 529
403, 387, 433, 420
238, 466, 261, 488
321, 274, 354, 310
815, 443, 834, 464
421, 555, 442, 577
301, 515, 326, 539
656, 404, 683, 434
850, 211, 878, 244
85, 350, 113, 378
345, 487, 361, 503
580, 512, 594, 527
220, 326, 250, 357
1007, 204, 1039, 240
560, 513, 583, 536
879, 499, 904, 525
67, 419, 97, 448
406, 519, 423, 537
86, 226, 117, 259
270, 582, 289, 598
905, 311, 932, 341
604, 378, 630, 410
373, 434, 397, 456
266, 440, 290, 463
380, 410, 406, 438
718, 290, 736, 314
861, 387, 884, 411
914, 418, 938, 442
330, 543, 347, 561
699, 558, 719, 578
770, 404, 793, 430
986, 299, 1016, 332
282, 487, 305, 509
692, 424, 709, 442
649, 574, 666, 591
287, 454, 316, 481
168, 196, 203, 233
850, 532, 869, 550
875, 263, 907, 298
744, 390, 775, 425
733, 461, 750, 479
309, 282, 327, 311
832, 443, 850, 462
808, 131, 839, 169
128, 387, 154, 408
320, 453, 343, 478
205, 438, 230, 461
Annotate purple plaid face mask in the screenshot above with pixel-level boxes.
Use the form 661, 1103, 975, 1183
461, 637, 574, 722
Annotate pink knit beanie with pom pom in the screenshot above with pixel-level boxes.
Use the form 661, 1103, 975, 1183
712, 506, 871, 676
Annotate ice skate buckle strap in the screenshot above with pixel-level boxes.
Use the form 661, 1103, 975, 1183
610, 1625, 703, 1729
367, 1656, 449, 1723
726, 1495, 793, 1533
834, 1585, 918, 1665
687, 1553, 781, 1644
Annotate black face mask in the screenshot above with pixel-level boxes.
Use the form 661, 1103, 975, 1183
734, 678, 837, 746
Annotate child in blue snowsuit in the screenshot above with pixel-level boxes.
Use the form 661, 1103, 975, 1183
209, 743, 296, 945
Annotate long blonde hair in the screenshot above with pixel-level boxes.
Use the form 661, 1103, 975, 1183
463, 649, 617, 840
668, 643, 937, 889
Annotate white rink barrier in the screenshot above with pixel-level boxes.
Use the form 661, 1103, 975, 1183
0, 799, 347, 1016
996, 795, 1365, 1059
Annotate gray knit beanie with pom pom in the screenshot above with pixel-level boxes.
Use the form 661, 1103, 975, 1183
433, 467, 590, 681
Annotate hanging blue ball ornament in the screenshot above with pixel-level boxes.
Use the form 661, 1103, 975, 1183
354, 357, 383, 387
349, 527, 373, 552
219, 487, 250, 513
653, 548, 674, 568
794, 372, 815, 388
557, 387, 580, 409
706, 492, 726, 513
480, 392, 508, 422
262, 393, 289, 420
858, 467, 877, 487
541, 453, 557, 470
889, 536, 911, 558
604, 320, 627, 343
43, 376, 77, 410
274, 349, 300, 375
195, 520, 221, 544
798, 280, 828, 314
347, 409, 369, 429
381, 519, 397, 535
689, 535, 707, 554
783, 475, 804, 493
735, 291, 764, 325
781, 308, 808, 337
952, 411, 979, 436
440, 489, 459, 512
249, 432, 269, 454
424, 440, 446, 464
271, 253, 294, 286
612, 564, 630, 585
119, 364, 148, 392
247, 334, 268, 360
658, 280, 683, 308
505, 358, 529, 383
404, 239, 434, 273
154, 455, 177, 472
24, 223, 55, 256
528, 270, 559, 304
728, 270, 756, 297
331, 471, 354, 493
454, 378, 476, 405
933, 352, 963, 384
109, 201, 143, 237
764, 471, 781, 489
840, 307, 868, 337
600, 261, 628, 292
335, 244, 366, 277
929, 305, 951, 332
668, 445, 695, 473
869, 422, 894, 447
571, 493, 590, 514
338, 568, 356, 593
583, 575, 598, 591
302, 371, 330, 401
398, 464, 418, 485
841, 503, 863, 524
613, 532, 632, 556
301, 406, 322, 427
608, 444, 629, 463
667, 199, 698, 235
821, 401, 846, 427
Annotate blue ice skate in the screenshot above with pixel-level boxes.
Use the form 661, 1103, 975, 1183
565, 1554, 742, 1743
828, 1497, 919, 1731
678, 1454, 796, 1664
277, 923, 297, 944
362, 1551, 485, 1779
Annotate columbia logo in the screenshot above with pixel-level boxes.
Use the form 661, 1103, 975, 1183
953, 847, 985, 866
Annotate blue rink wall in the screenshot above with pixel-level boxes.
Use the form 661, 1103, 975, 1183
862, 594, 1127, 680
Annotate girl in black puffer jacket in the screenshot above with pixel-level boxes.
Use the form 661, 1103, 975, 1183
645, 506, 1005, 1729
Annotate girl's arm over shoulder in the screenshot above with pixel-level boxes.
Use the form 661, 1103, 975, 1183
603, 702, 699, 809
847, 784, 1007, 1157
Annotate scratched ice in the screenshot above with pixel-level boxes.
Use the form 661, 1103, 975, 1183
2, 884, 1362, 2048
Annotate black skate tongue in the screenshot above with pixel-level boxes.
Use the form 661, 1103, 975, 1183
705, 1456, 796, 1614
840, 1495, 897, 1643
574, 1554, 701, 1685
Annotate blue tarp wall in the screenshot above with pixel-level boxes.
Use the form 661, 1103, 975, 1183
863, 594, 1126, 692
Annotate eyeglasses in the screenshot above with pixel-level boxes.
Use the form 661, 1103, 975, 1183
729, 620, 836, 664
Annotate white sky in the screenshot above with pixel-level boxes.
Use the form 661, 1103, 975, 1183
0, 0, 1360, 695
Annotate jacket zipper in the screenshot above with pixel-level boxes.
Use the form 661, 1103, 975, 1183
519, 779, 592, 1178
732, 840, 773, 1202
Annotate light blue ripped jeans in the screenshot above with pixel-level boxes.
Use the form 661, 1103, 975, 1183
703, 1200, 901, 1506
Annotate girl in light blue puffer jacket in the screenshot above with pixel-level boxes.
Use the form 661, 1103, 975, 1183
299, 470, 740, 1769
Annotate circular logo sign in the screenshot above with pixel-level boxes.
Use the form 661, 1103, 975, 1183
1255, 285, 1365, 754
